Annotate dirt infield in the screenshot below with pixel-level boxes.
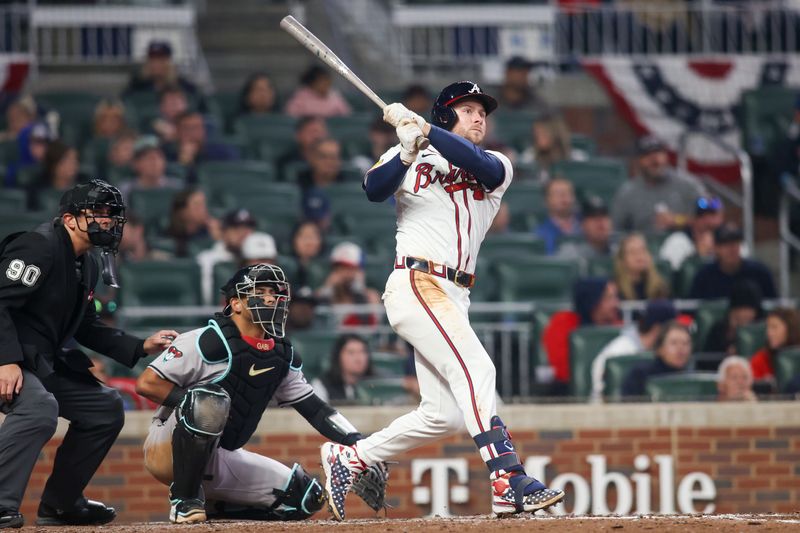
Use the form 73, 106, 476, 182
16, 514, 800, 532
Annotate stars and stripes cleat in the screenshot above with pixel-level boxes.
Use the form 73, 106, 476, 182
169, 498, 207, 524
320, 442, 366, 521
491, 472, 565, 515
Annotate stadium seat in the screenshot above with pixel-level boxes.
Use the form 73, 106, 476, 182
363, 253, 393, 291
489, 111, 536, 147
212, 261, 238, 303
646, 372, 719, 402
550, 158, 627, 204
0, 211, 47, 238
469, 256, 498, 303
119, 259, 202, 328
586, 256, 614, 278
197, 160, 278, 199
128, 188, 179, 232
603, 352, 653, 401
494, 256, 579, 303
327, 114, 373, 143
15, 166, 40, 188
282, 161, 309, 183
289, 329, 340, 380
357, 377, 411, 406
234, 114, 297, 147
209, 91, 240, 132
503, 183, 547, 222
569, 325, 623, 398
0, 189, 27, 212
371, 351, 407, 376
336, 211, 397, 255
775, 347, 800, 391
570, 134, 597, 156
692, 300, 727, 351
221, 182, 300, 213
675, 256, 711, 298
735, 322, 767, 358
740, 86, 796, 155
38, 92, 101, 147
481, 233, 546, 258
35, 189, 65, 215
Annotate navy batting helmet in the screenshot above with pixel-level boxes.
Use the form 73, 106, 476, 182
430, 81, 498, 131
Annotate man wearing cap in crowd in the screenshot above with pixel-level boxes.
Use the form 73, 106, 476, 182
496, 56, 548, 112
690, 222, 777, 300
118, 135, 181, 200
301, 188, 332, 232
316, 242, 380, 327
7, 121, 53, 187
659, 196, 725, 271
124, 40, 206, 111
611, 134, 706, 234
240, 232, 278, 267
557, 195, 615, 262
590, 299, 678, 402
196, 209, 258, 306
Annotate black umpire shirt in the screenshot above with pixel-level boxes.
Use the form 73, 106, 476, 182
0, 220, 145, 378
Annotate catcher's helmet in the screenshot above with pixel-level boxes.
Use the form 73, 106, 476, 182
222, 263, 291, 338
59, 179, 127, 253
430, 81, 498, 131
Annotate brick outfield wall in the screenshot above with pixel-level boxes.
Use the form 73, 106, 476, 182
19, 422, 800, 522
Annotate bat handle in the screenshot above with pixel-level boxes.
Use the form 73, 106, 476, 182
416, 137, 430, 150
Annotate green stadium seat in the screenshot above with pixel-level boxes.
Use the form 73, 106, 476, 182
128, 188, 179, 231
775, 347, 800, 391
234, 114, 297, 147
481, 233, 546, 258
489, 111, 536, 147
363, 253, 392, 291
570, 134, 596, 156
119, 259, 203, 328
357, 377, 411, 406
469, 256, 497, 303
0, 139, 18, 166
289, 329, 340, 380
35, 189, 65, 215
197, 160, 278, 198
0, 189, 27, 212
532, 309, 552, 367
15, 165, 40, 188
209, 91, 241, 132
741, 87, 796, 155
371, 351, 407, 376
503, 183, 547, 221
603, 352, 653, 401
327, 114, 373, 143
646, 372, 719, 402
494, 256, 579, 303
693, 300, 727, 351
275, 255, 299, 283
0, 211, 47, 238
735, 322, 767, 358
586, 256, 614, 278
212, 261, 238, 305
336, 210, 397, 255
675, 256, 711, 298
569, 325, 623, 398
550, 158, 627, 204
38, 92, 101, 147
281, 161, 309, 183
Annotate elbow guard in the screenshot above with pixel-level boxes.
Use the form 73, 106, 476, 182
294, 394, 363, 445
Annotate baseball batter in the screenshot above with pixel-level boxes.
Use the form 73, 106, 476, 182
320, 81, 565, 519
135, 264, 384, 523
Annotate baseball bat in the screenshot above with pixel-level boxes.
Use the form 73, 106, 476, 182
280, 15, 429, 150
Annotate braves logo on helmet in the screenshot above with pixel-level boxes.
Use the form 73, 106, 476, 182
431, 80, 498, 131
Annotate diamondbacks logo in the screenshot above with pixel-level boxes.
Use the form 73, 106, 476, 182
163, 345, 183, 362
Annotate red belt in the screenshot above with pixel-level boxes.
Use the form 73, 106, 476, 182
394, 256, 476, 289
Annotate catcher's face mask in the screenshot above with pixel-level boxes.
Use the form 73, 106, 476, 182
226, 264, 291, 338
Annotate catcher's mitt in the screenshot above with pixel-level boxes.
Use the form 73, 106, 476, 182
352, 462, 389, 512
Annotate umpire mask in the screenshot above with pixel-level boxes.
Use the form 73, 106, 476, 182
59, 179, 127, 254
222, 264, 291, 338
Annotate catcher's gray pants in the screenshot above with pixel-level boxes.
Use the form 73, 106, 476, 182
0, 369, 125, 512
144, 415, 292, 507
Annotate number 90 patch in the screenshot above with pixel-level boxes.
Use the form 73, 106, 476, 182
6, 259, 41, 287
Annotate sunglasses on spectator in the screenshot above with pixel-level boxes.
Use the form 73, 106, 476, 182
696, 197, 722, 211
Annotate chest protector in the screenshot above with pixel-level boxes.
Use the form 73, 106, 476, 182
197, 315, 296, 450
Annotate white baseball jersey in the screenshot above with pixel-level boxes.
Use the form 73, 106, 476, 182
373, 144, 513, 274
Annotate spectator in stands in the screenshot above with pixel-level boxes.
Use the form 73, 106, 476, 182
237, 72, 277, 117
301, 188, 333, 232
542, 278, 621, 385
286, 286, 318, 333
165, 186, 220, 257
316, 242, 381, 326
621, 321, 692, 398
299, 137, 344, 193
614, 232, 670, 300
7, 121, 52, 188
167, 110, 240, 169
497, 56, 547, 112
124, 40, 206, 109
704, 280, 764, 354
118, 213, 169, 263
119, 135, 182, 200
689, 223, 777, 300
591, 299, 677, 401
196, 208, 258, 305
519, 111, 588, 182
291, 220, 324, 288
311, 333, 374, 403
277, 116, 329, 175
0, 94, 36, 143
350, 117, 397, 173
151, 85, 189, 144
92, 99, 128, 140
240, 231, 278, 267
105, 129, 137, 178
402, 84, 433, 115
659, 196, 724, 271
750, 308, 800, 381
557, 196, 614, 261
34, 141, 85, 207
285, 65, 352, 118
611, 134, 706, 234
717, 356, 757, 402
488, 202, 511, 235
535, 177, 581, 255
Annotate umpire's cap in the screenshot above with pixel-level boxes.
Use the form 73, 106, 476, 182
431, 81, 497, 130
59, 180, 125, 216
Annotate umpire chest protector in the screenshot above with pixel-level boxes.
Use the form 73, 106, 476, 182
197, 315, 296, 450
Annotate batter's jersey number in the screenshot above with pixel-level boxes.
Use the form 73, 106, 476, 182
6, 259, 41, 287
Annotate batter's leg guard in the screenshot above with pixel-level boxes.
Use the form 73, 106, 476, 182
474, 416, 565, 515
169, 384, 230, 523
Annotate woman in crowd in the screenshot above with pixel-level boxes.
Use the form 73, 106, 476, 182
93, 99, 128, 140
614, 232, 670, 301
622, 321, 692, 398
237, 72, 277, 117
35, 141, 84, 202
290, 220, 325, 287
165, 186, 219, 257
750, 308, 800, 381
311, 334, 374, 403
284, 65, 351, 118
518, 111, 587, 182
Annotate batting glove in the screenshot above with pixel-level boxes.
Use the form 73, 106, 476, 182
384, 103, 426, 130
397, 120, 423, 165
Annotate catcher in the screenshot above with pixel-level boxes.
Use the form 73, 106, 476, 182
135, 263, 387, 523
